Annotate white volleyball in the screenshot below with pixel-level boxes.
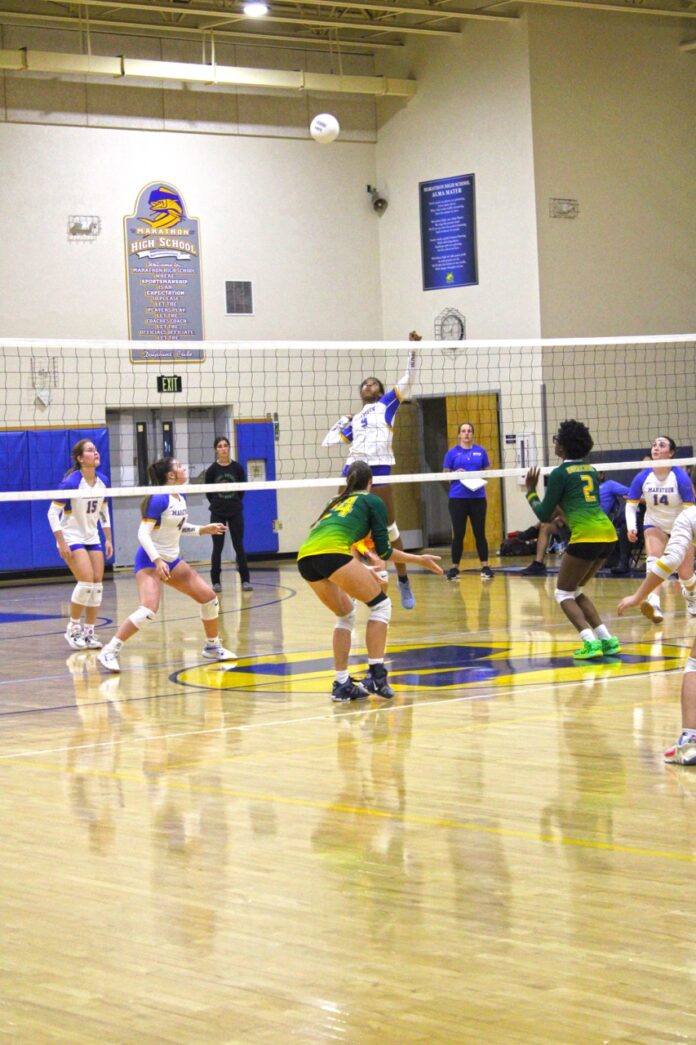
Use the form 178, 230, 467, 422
310, 113, 340, 144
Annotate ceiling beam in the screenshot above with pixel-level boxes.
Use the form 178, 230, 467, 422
0, 9, 403, 50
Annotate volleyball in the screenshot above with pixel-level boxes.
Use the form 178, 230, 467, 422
310, 113, 340, 144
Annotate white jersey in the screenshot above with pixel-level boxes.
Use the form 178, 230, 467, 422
650, 506, 696, 581
626, 467, 693, 533
48, 471, 111, 546
138, 493, 200, 563
322, 353, 417, 467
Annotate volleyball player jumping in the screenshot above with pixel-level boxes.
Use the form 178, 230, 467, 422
323, 334, 420, 609
97, 457, 235, 672
48, 438, 112, 650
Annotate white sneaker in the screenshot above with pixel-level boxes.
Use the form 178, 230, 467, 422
82, 631, 103, 649
201, 643, 237, 661
681, 586, 696, 617
97, 647, 121, 673
65, 624, 87, 650
641, 594, 664, 623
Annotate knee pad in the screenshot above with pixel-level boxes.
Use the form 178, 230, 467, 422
72, 582, 93, 607
89, 582, 103, 607
554, 588, 577, 605
200, 597, 220, 621
388, 522, 400, 542
684, 657, 696, 674
646, 555, 657, 571
367, 591, 392, 624
128, 605, 156, 630
334, 604, 356, 632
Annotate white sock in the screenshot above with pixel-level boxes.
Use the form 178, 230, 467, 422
368, 658, 384, 667
594, 624, 611, 640
205, 636, 220, 647
106, 637, 123, 652
683, 576, 696, 593
335, 670, 349, 684
580, 629, 595, 643
69, 617, 81, 629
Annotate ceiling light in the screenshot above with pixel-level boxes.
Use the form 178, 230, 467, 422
243, 1, 269, 15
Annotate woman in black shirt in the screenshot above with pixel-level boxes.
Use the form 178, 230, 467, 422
205, 437, 252, 592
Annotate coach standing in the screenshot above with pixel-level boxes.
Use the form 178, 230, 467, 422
205, 436, 253, 593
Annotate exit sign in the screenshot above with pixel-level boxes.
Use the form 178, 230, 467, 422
157, 375, 182, 393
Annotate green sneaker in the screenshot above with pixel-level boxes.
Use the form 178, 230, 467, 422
601, 636, 621, 656
572, 639, 603, 660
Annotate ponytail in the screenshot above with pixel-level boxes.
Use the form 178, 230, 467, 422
63, 438, 93, 477
140, 457, 176, 516
314, 461, 372, 524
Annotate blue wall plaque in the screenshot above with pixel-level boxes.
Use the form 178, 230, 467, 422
419, 174, 478, 292
124, 182, 205, 356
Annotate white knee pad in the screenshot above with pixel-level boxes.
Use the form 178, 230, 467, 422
646, 555, 657, 572
368, 595, 392, 625
72, 582, 93, 606
128, 605, 156, 629
200, 597, 220, 621
554, 588, 577, 605
89, 582, 103, 607
388, 522, 400, 542
334, 606, 356, 632
684, 657, 696, 674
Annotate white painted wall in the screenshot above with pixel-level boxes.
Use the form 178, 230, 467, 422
375, 23, 542, 341
0, 122, 382, 340
528, 8, 696, 336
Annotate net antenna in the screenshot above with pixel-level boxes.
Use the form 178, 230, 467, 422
31, 355, 60, 409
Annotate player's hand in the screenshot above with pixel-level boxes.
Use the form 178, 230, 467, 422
627, 529, 638, 543
155, 559, 170, 581
420, 554, 443, 575
104, 539, 113, 559
525, 467, 540, 491
56, 540, 71, 562
617, 593, 641, 616
204, 523, 226, 536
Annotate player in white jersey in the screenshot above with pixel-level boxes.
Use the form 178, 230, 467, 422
47, 439, 112, 650
322, 333, 420, 610
625, 434, 696, 622
618, 486, 696, 766
97, 457, 235, 673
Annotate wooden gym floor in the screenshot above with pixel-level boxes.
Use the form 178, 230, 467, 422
2, 557, 696, 1044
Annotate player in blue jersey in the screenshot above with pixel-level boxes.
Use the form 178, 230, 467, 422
625, 435, 696, 622
48, 439, 112, 650
97, 457, 235, 673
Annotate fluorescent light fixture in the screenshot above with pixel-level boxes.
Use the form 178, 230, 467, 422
243, 1, 270, 15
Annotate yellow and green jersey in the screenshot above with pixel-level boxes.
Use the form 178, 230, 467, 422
298, 491, 392, 560
527, 461, 617, 544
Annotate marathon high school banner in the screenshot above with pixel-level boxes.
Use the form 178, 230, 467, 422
419, 174, 478, 292
124, 182, 204, 355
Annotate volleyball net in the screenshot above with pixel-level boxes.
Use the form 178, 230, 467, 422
0, 334, 694, 565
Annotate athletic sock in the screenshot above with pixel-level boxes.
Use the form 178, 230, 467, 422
594, 624, 611, 640
335, 670, 349, 684
579, 629, 595, 643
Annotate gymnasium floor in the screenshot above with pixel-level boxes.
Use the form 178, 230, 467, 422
2, 557, 696, 1044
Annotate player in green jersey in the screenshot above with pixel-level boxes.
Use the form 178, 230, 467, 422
298, 461, 443, 702
523, 419, 620, 661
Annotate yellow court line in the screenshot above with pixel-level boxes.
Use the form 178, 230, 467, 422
8, 753, 696, 865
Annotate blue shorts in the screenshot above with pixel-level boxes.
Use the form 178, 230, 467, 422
69, 542, 103, 553
134, 547, 181, 574
343, 463, 392, 486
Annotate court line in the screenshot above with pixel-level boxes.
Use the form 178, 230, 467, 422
0, 673, 677, 763
6, 726, 694, 866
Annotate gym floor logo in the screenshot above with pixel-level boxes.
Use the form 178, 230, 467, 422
172, 639, 688, 694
